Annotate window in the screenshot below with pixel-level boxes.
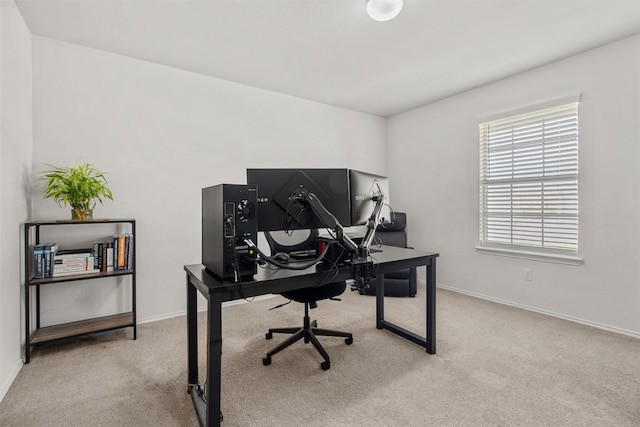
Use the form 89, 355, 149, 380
478, 96, 581, 263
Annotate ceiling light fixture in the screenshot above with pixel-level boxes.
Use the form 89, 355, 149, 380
366, 0, 403, 22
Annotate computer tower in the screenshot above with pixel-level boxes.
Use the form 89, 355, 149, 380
202, 184, 258, 281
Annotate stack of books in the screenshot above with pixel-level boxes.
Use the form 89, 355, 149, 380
52, 248, 96, 277
91, 233, 134, 272
32, 233, 134, 279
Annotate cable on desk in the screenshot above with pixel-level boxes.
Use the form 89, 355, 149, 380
315, 241, 344, 287
231, 240, 255, 302
245, 238, 337, 271
372, 235, 383, 250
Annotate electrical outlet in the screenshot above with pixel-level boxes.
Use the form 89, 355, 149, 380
524, 268, 533, 281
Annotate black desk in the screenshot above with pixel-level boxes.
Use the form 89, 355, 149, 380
184, 245, 438, 427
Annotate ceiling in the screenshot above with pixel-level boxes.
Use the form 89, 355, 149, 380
15, 0, 640, 117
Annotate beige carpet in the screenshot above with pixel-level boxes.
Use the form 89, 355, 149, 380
1, 287, 639, 427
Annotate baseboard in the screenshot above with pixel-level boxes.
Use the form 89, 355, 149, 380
0, 358, 23, 404
137, 310, 190, 325
426, 281, 640, 339
137, 294, 277, 324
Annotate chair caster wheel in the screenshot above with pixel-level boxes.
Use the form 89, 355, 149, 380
345, 337, 353, 345
265, 332, 272, 340
321, 361, 330, 371
263, 357, 271, 366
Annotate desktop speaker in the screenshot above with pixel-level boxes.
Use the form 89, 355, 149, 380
202, 184, 258, 281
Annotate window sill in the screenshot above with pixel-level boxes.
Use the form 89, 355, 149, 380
475, 246, 583, 265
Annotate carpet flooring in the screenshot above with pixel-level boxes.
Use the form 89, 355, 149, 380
1, 287, 638, 426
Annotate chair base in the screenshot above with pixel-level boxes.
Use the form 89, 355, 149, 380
262, 303, 353, 371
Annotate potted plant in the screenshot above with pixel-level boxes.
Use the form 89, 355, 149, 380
39, 163, 114, 220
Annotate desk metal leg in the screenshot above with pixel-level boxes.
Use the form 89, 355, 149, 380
376, 259, 436, 355
426, 259, 437, 354
187, 277, 198, 389
206, 293, 223, 427
376, 273, 384, 329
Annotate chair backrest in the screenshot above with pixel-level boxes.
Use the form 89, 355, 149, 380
265, 229, 345, 303
264, 229, 319, 255
375, 212, 407, 248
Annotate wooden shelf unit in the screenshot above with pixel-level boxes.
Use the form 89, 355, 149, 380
23, 219, 137, 363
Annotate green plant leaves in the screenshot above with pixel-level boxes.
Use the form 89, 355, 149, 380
39, 163, 114, 210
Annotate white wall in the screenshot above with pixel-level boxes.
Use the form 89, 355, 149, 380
0, 0, 33, 401
388, 36, 640, 336
30, 36, 387, 326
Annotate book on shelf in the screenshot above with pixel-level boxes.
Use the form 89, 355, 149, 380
52, 265, 97, 277
112, 234, 133, 271
54, 259, 91, 268
113, 236, 118, 270
48, 243, 59, 277
54, 256, 94, 268
127, 234, 134, 271
55, 248, 92, 258
31, 243, 50, 279
37, 242, 60, 279
106, 241, 114, 272
54, 254, 91, 263
97, 242, 104, 271
92, 241, 104, 272
52, 251, 95, 277
32, 235, 133, 279
117, 234, 126, 270
33, 244, 45, 279
43, 243, 52, 278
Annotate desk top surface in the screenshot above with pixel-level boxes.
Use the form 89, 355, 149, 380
184, 246, 438, 300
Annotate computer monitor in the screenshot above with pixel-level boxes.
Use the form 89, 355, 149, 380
349, 169, 390, 226
246, 168, 352, 232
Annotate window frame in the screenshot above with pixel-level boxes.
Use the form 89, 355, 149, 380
476, 95, 583, 265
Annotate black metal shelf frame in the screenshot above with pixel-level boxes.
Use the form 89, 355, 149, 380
23, 219, 137, 363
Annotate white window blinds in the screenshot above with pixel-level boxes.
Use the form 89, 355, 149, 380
479, 99, 579, 255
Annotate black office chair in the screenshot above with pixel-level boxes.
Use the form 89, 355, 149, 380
262, 229, 353, 371
360, 212, 417, 297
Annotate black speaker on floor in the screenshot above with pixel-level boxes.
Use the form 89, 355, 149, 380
202, 184, 258, 281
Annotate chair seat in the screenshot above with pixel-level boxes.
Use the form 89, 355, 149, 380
281, 281, 347, 303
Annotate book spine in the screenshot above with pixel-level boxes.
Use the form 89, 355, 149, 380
106, 242, 114, 272
92, 242, 104, 271
49, 243, 59, 278
113, 236, 118, 272
34, 244, 44, 279
93, 242, 100, 270
122, 234, 129, 270
127, 233, 134, 270
98, 242, 104, 271
55, 248, 94, 255
117, 235, 126, 270
43, 243, 52, 278
102, 244, 108, 272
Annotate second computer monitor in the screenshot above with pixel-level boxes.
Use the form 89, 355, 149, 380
349, 169, 390, 226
